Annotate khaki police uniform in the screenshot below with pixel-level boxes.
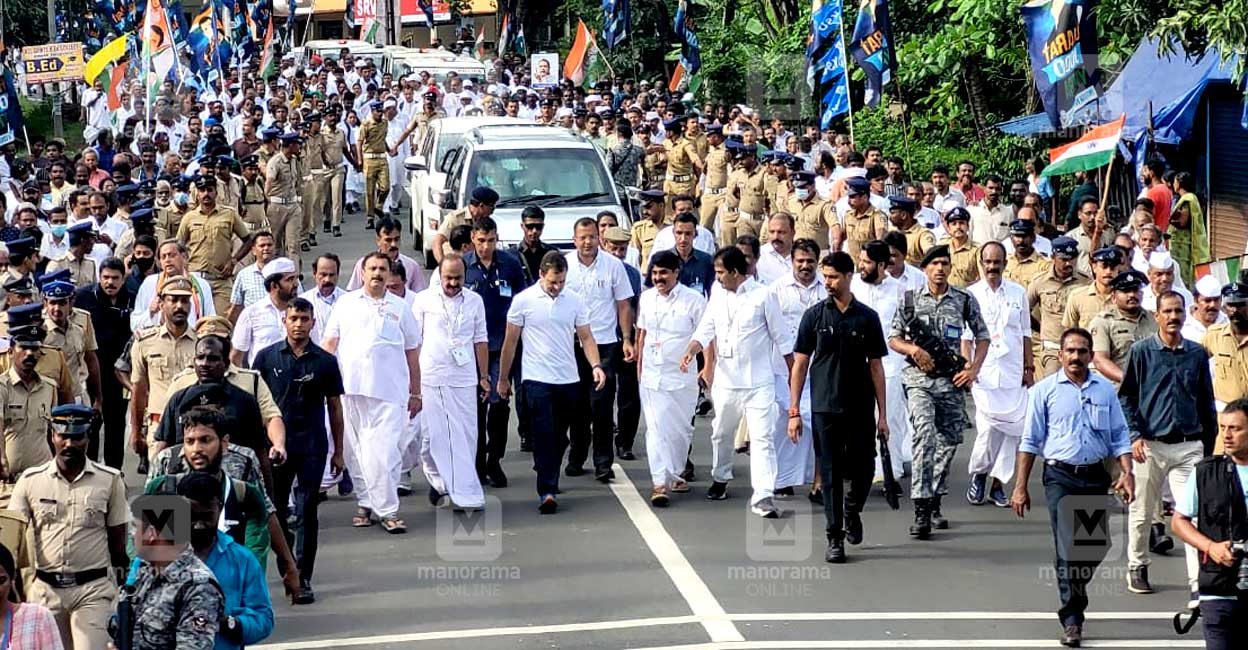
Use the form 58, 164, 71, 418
177, 205, 250, 316
1062, 282, 1113, 330
43, 316, 96, 404
726, 166, 769, 245
948, 238, 981, 289
643, 148, 666, 191
301, 131, 329, 242
630, 218, 665, 272
360, 114, 391, 218
265, 150, 303, 263
791, 196, 836, 252
167, 366, 282, 424
700, 144, 730, 230
257, 144, 278, 172
0, 509, 33, 589
1069, 224, 1115, 276
663, 137, 700, 216
0, 367, 57, 483
1090, 306, 1158, 385
45, 255, 97, 289
1026, 269, 1090, 377
130, 325, 197, 455
1203, 322, 1248, 454
155, 206, 185, 241
896, 221, 936, 268
215, 175, 241, 213
322, 126, 349, 228
12, 460, 128, 650
1005, 251, 1053, 292
841, 206, 889, 261
0, 340, 75, 407
239, 175, 268, 231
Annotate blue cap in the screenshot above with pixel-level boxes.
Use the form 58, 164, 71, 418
1008, 219, 1036, 236
129, 208, 155, 224
38, 269, 72, 289
261, 127, 282, 141
663, 117, 684, 131
6, 236, 36, 257
6, 303, 45, 328
279, 133, 303, 144
1091, 246, 1123, 265
733, 143, 757, 158
889, 196, 918, 213
944, 206, 971, 223
706, 124, 723, 135
470, 187, 499, 205
1221, 282, 1248, 305
1051, 236, 1078, 259
132, 197, 154, 210
2, 276, 34, 295
116, 183, 141, 197
845, 177, 871, 197
204, 116, 222, 127
50, 404, 95, 436
638, 189, 665, 203
193, 174, 216, 190
784, 156, 805, 171
66, 221, 95, 245
791, 171, 816, 186
1109, 270, 1147, 292
41, 280, 75, 301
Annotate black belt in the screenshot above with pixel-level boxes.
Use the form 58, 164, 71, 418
1044, 459, 1106, 475
36, 567, 109, 588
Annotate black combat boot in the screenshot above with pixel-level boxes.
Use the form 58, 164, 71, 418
931, 494, 949, 530
909, 498, 932, 540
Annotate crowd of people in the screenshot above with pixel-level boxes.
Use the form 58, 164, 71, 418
0, 46, 1237, 650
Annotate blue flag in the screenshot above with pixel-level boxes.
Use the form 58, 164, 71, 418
419, 0, 435, 29
1021, 0, 1102, 128
0, 62, 22, 148
808, 0, 849, 128
674, 0, 700, 77
850, 0, 895, 108
286, 0, 296, 44
603, 0, 629, 50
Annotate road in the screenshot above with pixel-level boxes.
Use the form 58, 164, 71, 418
144, 210, 1203, 649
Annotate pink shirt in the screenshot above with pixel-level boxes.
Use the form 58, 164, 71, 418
347, 253, 429, 294
10, 603, 65, 650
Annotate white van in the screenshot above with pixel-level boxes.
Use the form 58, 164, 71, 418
387, 49, 488, 87
301, 39, 386, 69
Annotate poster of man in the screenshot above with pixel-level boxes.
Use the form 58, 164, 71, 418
530, 53, 559, 88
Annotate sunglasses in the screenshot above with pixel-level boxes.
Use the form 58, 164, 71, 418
523, 223, 545, 230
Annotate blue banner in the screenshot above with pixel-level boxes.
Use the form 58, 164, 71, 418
419, 0, 435, 29
674, 0, 700, 77
1021, 0, 1102, 129
850, 0, 894, 108
808, 0, 849, 128
0, 62, 22, 148
603, 0, 629, 50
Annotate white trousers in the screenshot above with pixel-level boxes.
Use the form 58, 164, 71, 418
772, 375, 814, 489
419, 385, 484, 508
968, 405, 1024, 485
1127, 439, 1202, 593
384, 155, 406, 211
640, 384, 698, 488
341, 394, 407, 518
710, 383, 778, 505
874, 375, 911, 480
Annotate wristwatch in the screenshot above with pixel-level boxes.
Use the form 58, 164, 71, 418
592, 363, 604, 371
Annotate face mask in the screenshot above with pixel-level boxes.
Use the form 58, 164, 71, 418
795, 188, 811, 201
133, 256, 156, 273
190, 524, 217, 552
50, 224, 68, 238
174, 192, 190, 206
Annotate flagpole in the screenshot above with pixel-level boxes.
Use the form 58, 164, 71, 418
837, 15, 854, 147
588, 29, 615, 80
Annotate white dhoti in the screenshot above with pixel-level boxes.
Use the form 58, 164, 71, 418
419, 384, 484, 508
874, 375, 911, 480
968, 384, 1028, 485
772, 375, 814, 489
384, 152, 407, 212
341, 394, 407, 518
321, 408, 341, 491
400, 411, 423, 490
640, 384, 698, 487
710, 384, 778, 506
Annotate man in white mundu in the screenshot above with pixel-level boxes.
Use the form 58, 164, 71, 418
965, 241, 1033, 507
412, 255, 490, 509
323, 251, 423, 534
769, 239, 824, 494
851, 239, 912, 481
681, 246, 794, 518
636, 250, 708, 507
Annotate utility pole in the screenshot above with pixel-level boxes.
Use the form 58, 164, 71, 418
46, 0, 63, 138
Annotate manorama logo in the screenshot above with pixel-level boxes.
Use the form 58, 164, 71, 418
745, 501, 813, 562
435, 495, 503, 561
1056, 493, 1127, 564
131, 495, 192, 563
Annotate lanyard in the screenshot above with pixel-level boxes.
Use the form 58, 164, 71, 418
441, 293, 465, 342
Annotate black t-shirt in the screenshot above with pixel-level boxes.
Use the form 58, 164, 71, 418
793, 297, 887, 414
252, 340, 344, 456
155, 381, 267, 452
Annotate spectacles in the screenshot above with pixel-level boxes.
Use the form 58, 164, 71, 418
523, 223, 545, 231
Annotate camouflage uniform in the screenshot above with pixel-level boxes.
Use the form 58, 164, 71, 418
128, 546, 223, 650
889, 285, 988, 502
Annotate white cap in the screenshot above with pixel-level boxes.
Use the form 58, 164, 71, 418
585, 94, 603, 104
382, 98, 398, 109
264, 257, 298, 277
1148, 250, 1175, 270
555, 107, 574, 118
681, 92, 694, 102
1195, 275, 1223, 299
594, 105, 610, 114
645, 111, 659, 121
463, 79, 475, 87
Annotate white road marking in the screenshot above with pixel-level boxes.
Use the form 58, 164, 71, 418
608, 462, 746, 643
729, 612, 1179, 621
625, 641, 1204, 650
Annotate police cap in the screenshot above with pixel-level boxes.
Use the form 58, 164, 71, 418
50, 404, 96, 436
1109, 270, 1147, 292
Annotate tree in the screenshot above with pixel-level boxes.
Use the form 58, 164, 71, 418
1153, 0, 1248, 81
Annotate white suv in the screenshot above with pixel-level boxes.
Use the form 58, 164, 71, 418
412, 124, 629, 265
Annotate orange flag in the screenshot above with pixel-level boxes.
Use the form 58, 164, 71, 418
564, 20, 592, 85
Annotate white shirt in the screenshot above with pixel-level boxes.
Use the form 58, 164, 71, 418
1002, 235, 1054, 257
40, 233, 70, 261
694, 278, 793, 390
130, 272, 217, 332
814, 174, 835, 200
851, 273, 907, 376
969, 201, 1014, 244
1131, 251, 1189, 292
931, 187, 966, 214
506, 284, 590, 385
324, 289, 423, 403
769, 274, 827, 375
232, 297, 286, 365
965, 278, 1029, 391
1143, 283, 1195, 314
299, 285, 344, 345
652, 224, 716, 257
1181, 310, 1227, 344
916, 206, 942, 231
563, 251, 633, 344
890, 264, 927, 293
756, 247, 794, 286
411, 288, 489, 387
637, 284, 707, 391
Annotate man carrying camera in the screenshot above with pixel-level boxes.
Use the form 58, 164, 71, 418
1172, 398, 1248, 650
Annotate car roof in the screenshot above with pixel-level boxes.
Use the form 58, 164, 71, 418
434, 117, 533, 135
463, 125, 595, 149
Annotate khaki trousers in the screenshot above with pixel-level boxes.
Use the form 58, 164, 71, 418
269, 203, 304, 264
700, 191, 724, 230
364, 158, 390, 218
28, 576, 118, 650
326, 168, 346, 227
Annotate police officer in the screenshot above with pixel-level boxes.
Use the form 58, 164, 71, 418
888, 196, 935, 267
943, 207, 980, 289
725, 144, 768, 244
1089, 270, 1157, 386
0, 303, 76, 405
433, 187, 498, 264
1, 236, 38, 288
238, 154, 268, 232
157, 177, 191, 239
0, 322, 58, 487
300, 113, 327, 251
1027, 237, 1090, 378
319, 106, 355, 238
358, 100, 390, 229
266, 133, 305, 262
1204, 283, 1248, 427
115, 208, 158, 261
256, 127, 282, 170
10, 404, 129, 650
129, 276, 198, 462
1063, 247, 1122, 330
789, 171, 837, 252
640, 124, 667, 191
212, 156, 242, 213
630, 190, 667, 271
1004, 219, 1052, 289
840, 177, 888, 260
700, 125, 729, 231
663, 118, 703, 217
41, 275, 100, 408
46, 222, 98, 288
178, 175, 251, 316
887, 244, 989, 539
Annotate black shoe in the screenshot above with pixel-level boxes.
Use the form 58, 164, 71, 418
1127, 566, 1154, 594
616, 447, 636, 461
301, 241, 311, 252
735, 442, 750, 454
845, 512, 864, 545
930, 495, 949, 530
564, 464, 586, 477
337, 472, 354, 496
679, 465, 695, 482
775, 487, 794, 497
519, 437, 533, 453
595, 469, 615, 483
136, 456, 149, 475
428, 487, 448, 508
397, 485, 413, 497
825, 538, 846, 564
293, 578, 316, 605
910, 498, 932, 540
333, 226, 342, 237
705, 481, 728, 500
1149, 523, 1174, 555
478, 473, 492, 488
695, 396, 713, 416
316, 491, 328, 504
538, 494, 558, 514
1060, 624, 1082, 647
323, 221, 331, 233
808, 487, 824, 505
308, 234, 318, 247
486, 464, 508, 488
365, 218, 375, 230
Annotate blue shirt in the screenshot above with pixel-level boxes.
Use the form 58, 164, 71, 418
464, 249, 529, 351
645, 248, 715, 298
1119, 336, 1216, 444
1021, 370, 1133, 465
204, 531, 274, 650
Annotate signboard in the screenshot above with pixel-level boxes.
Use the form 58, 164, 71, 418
21, 43, 86, 84
399, 0, 452, 25
530, 53, 558, 88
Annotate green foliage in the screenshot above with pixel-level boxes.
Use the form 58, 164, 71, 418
1154, 0, 1248, 81
5, 2, 51, 48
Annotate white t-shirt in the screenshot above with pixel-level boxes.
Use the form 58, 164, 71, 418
232, 297, 286, 366
506, 284, 590, 385
563, 251, 634, 345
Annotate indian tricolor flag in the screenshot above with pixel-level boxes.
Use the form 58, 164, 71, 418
1041, 114, 1126, 178
564, 20, 594, 85
1196, 256, 1248, 286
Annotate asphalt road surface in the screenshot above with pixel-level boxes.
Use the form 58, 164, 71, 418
139, 207, 1202, 649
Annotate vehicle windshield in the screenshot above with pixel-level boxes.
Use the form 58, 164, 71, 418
467, 149, 615, 205
394, 62, 486, 87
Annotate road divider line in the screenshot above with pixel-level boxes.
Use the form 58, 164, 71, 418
728, 612, 1180, 621
608, 463, 746, 643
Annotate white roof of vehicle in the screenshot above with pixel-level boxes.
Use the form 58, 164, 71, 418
464, 125, 597, 150
434, 116, 533, 134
